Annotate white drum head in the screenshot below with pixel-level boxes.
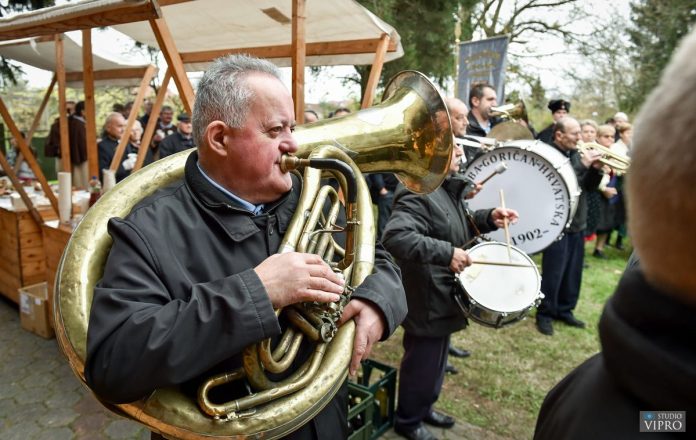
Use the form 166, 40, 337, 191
458, 242, 540, 313
463, 141, 579, 254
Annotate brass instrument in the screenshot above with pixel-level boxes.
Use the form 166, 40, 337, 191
577, 141, 630, 172
489, 101, 534, 141
53, 71, 453, 439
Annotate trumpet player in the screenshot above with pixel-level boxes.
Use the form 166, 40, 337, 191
466, 82, 501, 137
84, 54, 406, 440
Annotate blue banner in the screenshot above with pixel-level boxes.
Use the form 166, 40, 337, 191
457, 35, 509, 104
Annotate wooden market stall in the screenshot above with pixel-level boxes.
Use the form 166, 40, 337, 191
0, 33, 155, 306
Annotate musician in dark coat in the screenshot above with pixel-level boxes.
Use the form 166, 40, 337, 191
383, 140, 517, 440
535, 117, 603, 336
85, 54, 407, 440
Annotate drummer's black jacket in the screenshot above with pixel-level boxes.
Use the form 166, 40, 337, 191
551, 142, 604, 233
534, 265, 696, 439
382, 174, 496, 337
84, 151, 407, 432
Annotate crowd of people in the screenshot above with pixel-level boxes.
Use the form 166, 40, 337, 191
0, 98, 197, 187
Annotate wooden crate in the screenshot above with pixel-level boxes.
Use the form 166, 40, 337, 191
0, 206, 57, 303
41, 221, 72, 327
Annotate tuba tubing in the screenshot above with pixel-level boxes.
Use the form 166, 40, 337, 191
53, 70, 454, 439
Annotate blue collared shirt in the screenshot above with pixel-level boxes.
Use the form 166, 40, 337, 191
196, 161, 264, 215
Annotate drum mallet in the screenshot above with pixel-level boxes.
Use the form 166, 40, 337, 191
479, 162, 508, 186
499, 188, 512, 262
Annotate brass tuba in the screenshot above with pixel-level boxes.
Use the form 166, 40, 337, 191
53, 71, 453, 439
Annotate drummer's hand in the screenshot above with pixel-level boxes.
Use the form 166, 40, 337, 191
449, 248, 472, 273
465, 183, 483, 199
339, 298, 385, 376
491, 207, 519, 228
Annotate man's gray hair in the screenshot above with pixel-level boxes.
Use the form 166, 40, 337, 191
192, 54, 282, 146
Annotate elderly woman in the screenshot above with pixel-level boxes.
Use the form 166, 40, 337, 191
580, 119, 598, 143
593, 124, 629, 258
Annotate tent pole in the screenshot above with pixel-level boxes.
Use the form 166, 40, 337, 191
149, 17, 195, 114
12, 74, 56, 174
82, 28, 99, 179
0, 96, 59, 217
292, 0, 306, 123
361, 34, 390, 109
109, 65, 156, 172
55, 34, 71, 173
134, 68, 171, 172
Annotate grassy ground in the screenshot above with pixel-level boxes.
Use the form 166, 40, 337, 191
369, 239, 632, 439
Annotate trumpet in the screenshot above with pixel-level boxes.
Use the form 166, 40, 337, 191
577, 141, 630, 172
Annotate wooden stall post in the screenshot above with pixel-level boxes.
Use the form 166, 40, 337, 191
55, 34, 71, 173
134, 68, 171, 172
109, 65, 156, 172
292, 0, 306, 123
149, 17, 195, 114
82, 28, 99, 179
0, 97, 59, 219
361, 34, 390, 109
12, 75, 56, 174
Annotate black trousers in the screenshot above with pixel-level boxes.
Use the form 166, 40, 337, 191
395, 332, 449, 430
538, 231, 585, 320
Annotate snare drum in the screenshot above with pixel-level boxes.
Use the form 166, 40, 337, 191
463, 139, 580, 254
454, 242, 543, 328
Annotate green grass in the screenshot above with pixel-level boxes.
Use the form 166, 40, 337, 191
369, 239, 632, 439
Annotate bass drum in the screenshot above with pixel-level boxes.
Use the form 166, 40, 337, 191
463, 140, 580, 254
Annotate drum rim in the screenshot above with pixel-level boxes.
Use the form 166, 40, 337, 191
457, 241, 541, 312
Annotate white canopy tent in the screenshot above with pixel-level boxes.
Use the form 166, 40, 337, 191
0, 33, 153, 87
113, 0, 403, 71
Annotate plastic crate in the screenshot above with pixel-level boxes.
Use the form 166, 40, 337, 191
348, 382, 374, 440
355, 359, 397, 439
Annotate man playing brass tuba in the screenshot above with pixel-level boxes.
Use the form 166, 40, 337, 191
84, 54, 407, 439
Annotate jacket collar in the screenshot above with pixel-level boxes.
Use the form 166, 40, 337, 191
441, 174, 471, 200
600, 266, 696, 408
184, 151, 299, 241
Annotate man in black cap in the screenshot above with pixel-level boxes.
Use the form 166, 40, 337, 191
159, 113, 195, 159
537, 99, 571, 145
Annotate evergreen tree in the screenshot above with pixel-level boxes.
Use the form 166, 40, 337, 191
625, 0, 696, 111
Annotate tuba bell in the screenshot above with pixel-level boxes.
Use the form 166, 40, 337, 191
489, 101, 535, 141
53, 71, 453, 439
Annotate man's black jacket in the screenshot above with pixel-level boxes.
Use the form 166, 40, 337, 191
85, 151, 406, 405
382, 175, 496, 337
534, 266, 696, 439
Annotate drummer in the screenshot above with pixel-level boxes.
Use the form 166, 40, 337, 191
382, 124, 518, 440
535, 117, 604, 336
